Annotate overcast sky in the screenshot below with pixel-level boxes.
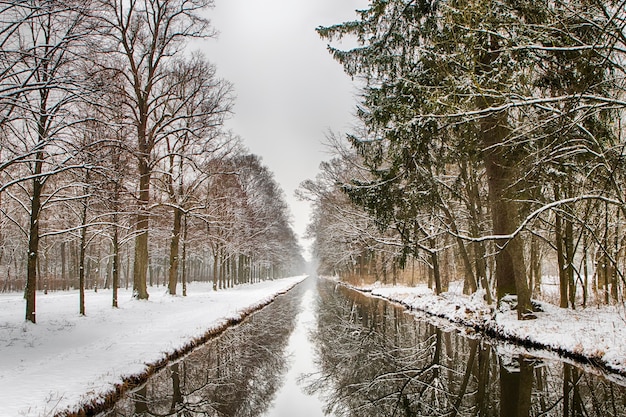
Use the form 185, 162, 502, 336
200, 1, 368, 259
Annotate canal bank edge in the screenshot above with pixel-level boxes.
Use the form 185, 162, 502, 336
56, 278, 307, 417
332, 278, 626, 381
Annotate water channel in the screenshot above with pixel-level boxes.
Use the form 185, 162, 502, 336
100, 277, 626, 416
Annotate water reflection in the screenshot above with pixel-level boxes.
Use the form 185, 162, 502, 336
306, 281, 626, 417
101, 283, 303, 417
101, 279, 626, 417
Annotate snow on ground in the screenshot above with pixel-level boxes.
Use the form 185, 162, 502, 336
0, 276, 306, 417
347, 279, 626, 376
5, 275, 625, 416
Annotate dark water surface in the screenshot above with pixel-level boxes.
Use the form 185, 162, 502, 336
101, 277, 626, 416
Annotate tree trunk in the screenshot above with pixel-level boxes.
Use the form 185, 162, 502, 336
530, 234, 542, 296
181, 215, 187, 297
477, 33, 531, 319
79, 194, 88, 316
219, 250, 226, 289
611, 210, 620, 302
212, 245, 219, 291
603, 201, 610, 304
582, 233, 588, 308
125, 244, 130, 289
132, 158, 150, 300
25, 165, 43, 323
430, 248, 442, 295
565, 215, 576, 308
112, 222, 120, 308
61, 241, 67, 290
238, 254, 245, 285
481, 109, 532, 318
112, 173, 121, 307
168, 207, 182, 295
555, 209, 568, 308
461, 160, 492, 303
441, 203, 477, 294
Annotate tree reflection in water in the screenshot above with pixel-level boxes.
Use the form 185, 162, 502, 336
100, 284, 303, 417
305, 280, 626, 417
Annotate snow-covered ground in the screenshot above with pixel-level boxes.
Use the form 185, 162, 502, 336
5, 275, 624, 416
0, 276, 306, 417
346, 279, 626, 376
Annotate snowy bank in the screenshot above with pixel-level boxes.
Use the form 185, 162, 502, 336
343, 280, 626, 376
0, 276, 306, 417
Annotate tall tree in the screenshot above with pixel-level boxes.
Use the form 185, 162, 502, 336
317, 0, 626, 316
158, 54, 233, 295
1, 0, 95, 322
98, 0, 216, 299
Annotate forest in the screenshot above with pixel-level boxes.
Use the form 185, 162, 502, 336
0, 0, 305, 323
301, 0, 626, 319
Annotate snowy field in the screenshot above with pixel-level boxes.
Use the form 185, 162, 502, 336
350, 279, 626, 376
0, 276, 306, 417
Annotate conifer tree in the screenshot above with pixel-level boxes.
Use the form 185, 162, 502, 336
318, 0, 626, 317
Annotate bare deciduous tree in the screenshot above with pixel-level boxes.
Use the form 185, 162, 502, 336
97, 0, 216, 299
0, 0, 96, 322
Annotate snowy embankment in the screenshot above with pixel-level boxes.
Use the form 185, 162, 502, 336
0, 276, 306, 417
345, 280, 626, 376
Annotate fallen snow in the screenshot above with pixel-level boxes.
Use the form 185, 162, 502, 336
0, 276, 306, 417
5, 275, 625, 416
348, 280, 626, 376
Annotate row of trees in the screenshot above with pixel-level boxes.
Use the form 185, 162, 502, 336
0, 0, 304, 323
301, 0, 626, 318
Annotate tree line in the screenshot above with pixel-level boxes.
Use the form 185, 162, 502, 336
301, 0, 626, 318
0, 0, 304, 323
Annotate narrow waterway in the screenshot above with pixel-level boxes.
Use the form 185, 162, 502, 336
101, 277, 626, 416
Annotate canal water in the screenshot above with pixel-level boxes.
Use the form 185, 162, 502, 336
100, 277, 626, 416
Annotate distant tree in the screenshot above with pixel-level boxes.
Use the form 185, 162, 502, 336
298, 136, 404, 284
202, 155, 243, 289
299, 156, 375, 278
235, 154, 304, 280
203, 153, 304, 288
81, 64, 136, 307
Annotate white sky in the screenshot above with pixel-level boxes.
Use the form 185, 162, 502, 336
199, 1, 368, 259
